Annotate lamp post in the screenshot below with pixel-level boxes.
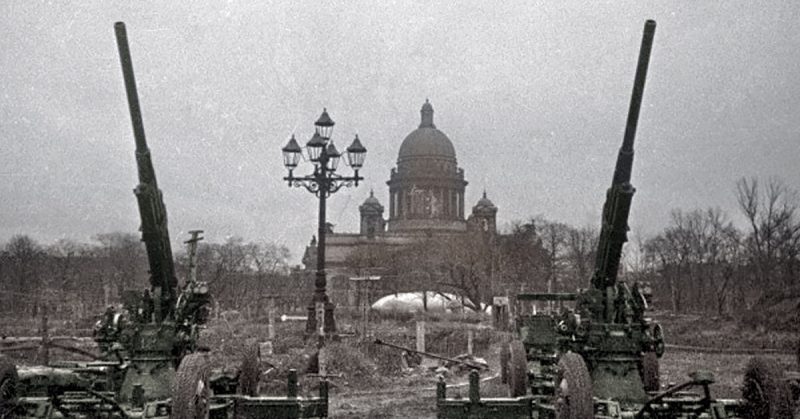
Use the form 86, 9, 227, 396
282, 109, 367, 336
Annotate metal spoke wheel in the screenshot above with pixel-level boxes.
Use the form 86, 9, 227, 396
0, 355, 18, 418
741, 356, 793, 419
173, 353, 211, 419
237, 343, 261, 397
554, 352, 592, 419
641, 351, 660, 392
507, 340, 528, 397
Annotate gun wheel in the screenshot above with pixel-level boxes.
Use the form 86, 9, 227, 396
741, 356, 793, 419
499, 340, 510, 384
237, 343, 261, 396
0, 355, 18, 416
641, 351, 660, 392
507, 340, 528, 397
173, 353, 211, 419
554, 352, 592, 419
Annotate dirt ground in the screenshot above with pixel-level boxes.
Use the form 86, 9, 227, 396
282, 311, 797, 418
2, 312, 797, 418
323, 345, 795, 418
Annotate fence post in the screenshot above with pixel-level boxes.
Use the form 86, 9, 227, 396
436, 376, 446, 401
468, 370, 480, 403
287, 369, 298, 398
40, 306, 50, 366
416, 321, 426, 353
267, 298, 276, 340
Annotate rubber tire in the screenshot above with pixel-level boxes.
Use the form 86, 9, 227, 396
499, 342, 510, 385
554, 352, 593, 419
641, 351, 660, 392
741, 356, 793, 419
0, 355, 18, 417
172, 353, 211, 419
507, 340, 528, 397
237, 343, 261, 397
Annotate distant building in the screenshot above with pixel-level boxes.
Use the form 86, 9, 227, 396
302, 101, 498, 305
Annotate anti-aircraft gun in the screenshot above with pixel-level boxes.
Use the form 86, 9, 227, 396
543, 18, 663, 412
438, 20, 795, 419
439, 22, 661, 418
95, 22, 212, 406
110, 23, 328, 419
0, 22, 211, 418
0, 22, 329, 418
98, 24, 328, 418
498, 19, 663, 413
115, 20, 209, 330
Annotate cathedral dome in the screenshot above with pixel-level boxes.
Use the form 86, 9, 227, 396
397, 100, 456, 163
387, 100, 467, 233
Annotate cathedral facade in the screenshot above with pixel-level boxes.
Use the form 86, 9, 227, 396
302, 101, 498, 302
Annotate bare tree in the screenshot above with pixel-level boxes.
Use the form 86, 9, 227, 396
736, 177, 800, 295
494, 218, 591, 294
537, 220, 571, 293
644, 234, 681, 311
433, 234, 494, 311
566, 225, 598, 289
643, 208, 743, 314
495, 219, 550, 293
180, 237, 295, 317
45, 239, 94, 318
93, 232, 148, 304
2, 235, 45, 315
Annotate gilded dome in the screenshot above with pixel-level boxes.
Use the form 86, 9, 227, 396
397, 100, 456, 163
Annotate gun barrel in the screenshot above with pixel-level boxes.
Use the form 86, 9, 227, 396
612, 19, 656, 186
590, 20, 657, 322
114, 22, 149, 157
114, 22, 177, 323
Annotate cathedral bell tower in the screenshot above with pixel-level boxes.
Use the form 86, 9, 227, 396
467, 191, 498, 235
359, 190, 386, 238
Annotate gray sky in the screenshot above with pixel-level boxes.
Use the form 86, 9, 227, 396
2, 1, 798, 263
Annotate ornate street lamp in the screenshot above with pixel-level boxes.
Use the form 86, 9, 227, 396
282, 109, 366, 336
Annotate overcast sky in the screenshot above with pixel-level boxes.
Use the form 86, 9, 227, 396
1, 1, 798, 263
